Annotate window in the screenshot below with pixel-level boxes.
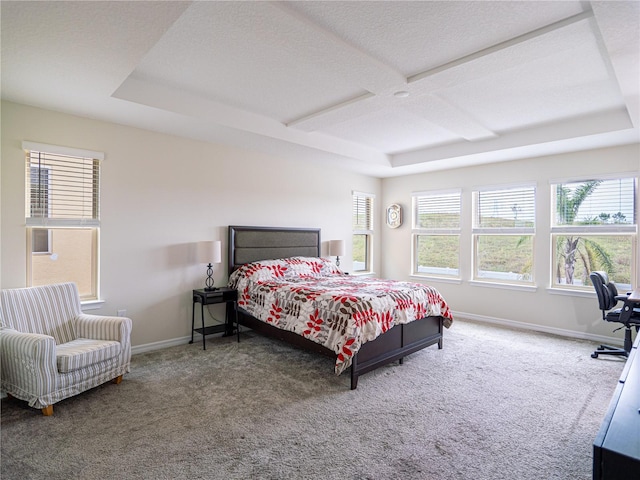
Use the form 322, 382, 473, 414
24, 141, 103, 301
29, 166, 52, 254
473, 184, 536, 284
412, 190, 461, 278
352, 191, 374, 273
31, 228, 52, 254
551, 176, 637, 291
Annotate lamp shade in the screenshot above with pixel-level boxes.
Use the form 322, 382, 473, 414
329, 240, 345, 257
197, 240, 222, 264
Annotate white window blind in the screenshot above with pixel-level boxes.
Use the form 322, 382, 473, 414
413, 190, 461, 232
25, 146, 101, 227
473, 185, 535, 234
411, 190, 461, 278
552, 177, 636, 230
352, 192, 374, 232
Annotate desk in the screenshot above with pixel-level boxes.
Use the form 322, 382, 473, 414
621, 288, 640, 310
619, 288, 640, 353
593, 330, 640, 479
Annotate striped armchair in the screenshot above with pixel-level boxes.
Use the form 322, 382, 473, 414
0, 282, 132, 415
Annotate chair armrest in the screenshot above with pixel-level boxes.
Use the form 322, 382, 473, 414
0, 328, 57, 360
75, 314, 132, 343
0, 328, 58, 394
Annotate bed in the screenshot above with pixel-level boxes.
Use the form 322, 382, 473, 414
227, 225, 453, 389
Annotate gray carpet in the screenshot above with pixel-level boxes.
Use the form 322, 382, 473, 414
1, 319, 625, 480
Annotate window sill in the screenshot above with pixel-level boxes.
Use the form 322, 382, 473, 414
81, 299, 105, 311
546, 288, 595, 298
410, 275, 462, 285
469, 280, 537, 292
350, 271, 376, 278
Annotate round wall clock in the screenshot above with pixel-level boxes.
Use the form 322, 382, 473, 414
386, 204, 402, 228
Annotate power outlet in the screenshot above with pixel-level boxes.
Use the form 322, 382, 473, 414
117, 309, 127, 317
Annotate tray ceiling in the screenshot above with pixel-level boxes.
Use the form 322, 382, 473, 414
2, 1, 638, 177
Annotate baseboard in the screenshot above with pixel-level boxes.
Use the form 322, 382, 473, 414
131, 336, 192, 355
451, 310, 624, 347
129, 314, 624, 356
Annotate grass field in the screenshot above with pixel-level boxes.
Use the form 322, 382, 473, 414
352, 210, 633, 286
413, 234, 632, 286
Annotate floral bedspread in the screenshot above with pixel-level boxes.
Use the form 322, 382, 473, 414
228, 257, 453, 375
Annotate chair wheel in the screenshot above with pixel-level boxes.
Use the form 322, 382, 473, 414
591, 353, 599, 358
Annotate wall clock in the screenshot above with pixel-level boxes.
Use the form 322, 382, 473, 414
386, 204, 402, 228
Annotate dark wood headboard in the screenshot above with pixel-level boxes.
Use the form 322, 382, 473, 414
228, 226, 321, 273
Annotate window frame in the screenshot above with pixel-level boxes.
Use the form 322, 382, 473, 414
471, 183, 536, 286
24, 141, 103, 301
411, 189, 461, 279
549, 174, 637, 292
28, 165, 52, 254
31, 228, 52, 255
352, 191, 374, 274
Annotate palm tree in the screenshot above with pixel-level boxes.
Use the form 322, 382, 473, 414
555, 181, 614, 285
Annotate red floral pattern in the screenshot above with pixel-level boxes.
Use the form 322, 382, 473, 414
303, 308, 323, 338
267, 300, 282, 325
229, 257, 453, 375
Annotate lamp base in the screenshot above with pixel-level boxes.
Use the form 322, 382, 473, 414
204, 263, 216, 291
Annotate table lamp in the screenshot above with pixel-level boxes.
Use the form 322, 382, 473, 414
329, 239, 345, 267
198, 240, 222, 291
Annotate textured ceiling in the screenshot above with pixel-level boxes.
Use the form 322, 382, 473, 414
1, 1, 638, 177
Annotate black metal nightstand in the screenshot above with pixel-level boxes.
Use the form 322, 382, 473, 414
190, 287, 238, 350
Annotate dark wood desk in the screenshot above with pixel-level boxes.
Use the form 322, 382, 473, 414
619, 288, 640, 353
593, 329, 640, 479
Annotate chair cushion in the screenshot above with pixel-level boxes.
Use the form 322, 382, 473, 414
56, 338, 121, 373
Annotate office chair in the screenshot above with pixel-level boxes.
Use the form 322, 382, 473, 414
590, 271, 640, 358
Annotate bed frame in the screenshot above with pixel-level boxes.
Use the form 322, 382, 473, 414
228, 225, 444, 389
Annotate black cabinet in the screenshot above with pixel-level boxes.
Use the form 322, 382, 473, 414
593, 334, 640, 479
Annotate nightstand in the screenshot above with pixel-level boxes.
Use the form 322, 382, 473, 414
190, 287, 238, 350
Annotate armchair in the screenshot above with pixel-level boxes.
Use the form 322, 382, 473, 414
0, 282, 132, 415
590, 271, 640, 358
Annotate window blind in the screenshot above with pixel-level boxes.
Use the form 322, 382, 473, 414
553, 177, 636, 227
352, 193, 373, 231
473, 185, 535, 233
25, 149, 101, 227
413, 190, 461, 230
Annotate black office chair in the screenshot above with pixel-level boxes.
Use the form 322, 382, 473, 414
590, 271, 640, 358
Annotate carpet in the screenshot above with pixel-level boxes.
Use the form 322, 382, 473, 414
0, 319, 625, 480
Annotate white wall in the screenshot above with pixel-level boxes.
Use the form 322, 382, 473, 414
381, 145, 640, 342
1, 101, 381, 348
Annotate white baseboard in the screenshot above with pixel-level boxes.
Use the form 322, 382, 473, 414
128, 313, 625, 357
452, 310, 624, 347
131, 336, 192, 355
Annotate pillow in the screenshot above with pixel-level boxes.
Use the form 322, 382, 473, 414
286, 256, 343, 278
228, 256, 342, 288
